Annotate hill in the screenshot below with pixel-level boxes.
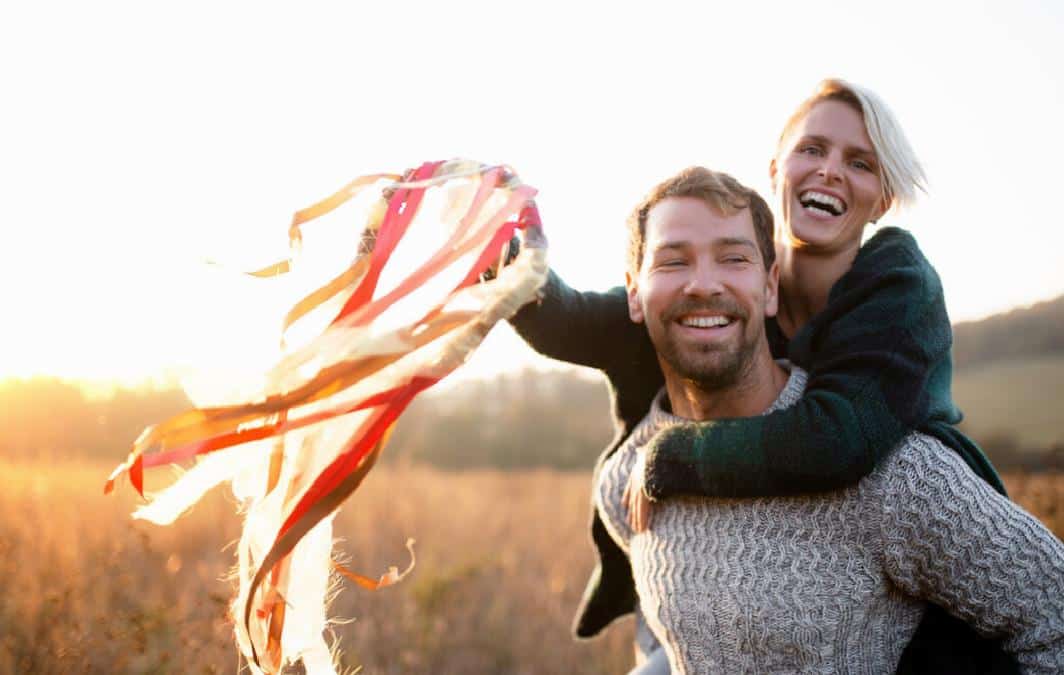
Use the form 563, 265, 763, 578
953, 295, 1064, 369
949, 294, 1064, 462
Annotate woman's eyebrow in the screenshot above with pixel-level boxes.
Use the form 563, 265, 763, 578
800, 133, 875, 157
796, 134, 830, 147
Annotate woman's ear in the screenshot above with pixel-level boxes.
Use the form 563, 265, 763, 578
870, 191, 891, 224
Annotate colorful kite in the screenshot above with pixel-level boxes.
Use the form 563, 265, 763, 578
105, 160, 546, 673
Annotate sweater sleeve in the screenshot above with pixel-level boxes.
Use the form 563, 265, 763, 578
643, 228, 948, 499
509, 268, 647, 371
880, 435, 1064, 674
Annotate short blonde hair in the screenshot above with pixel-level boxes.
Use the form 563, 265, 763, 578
627, 167, 775, 277
777, 79, 927, 211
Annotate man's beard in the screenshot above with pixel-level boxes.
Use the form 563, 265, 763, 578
651, 298, 760, 390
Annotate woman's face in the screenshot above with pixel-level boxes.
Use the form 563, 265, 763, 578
771, 100, 887, 255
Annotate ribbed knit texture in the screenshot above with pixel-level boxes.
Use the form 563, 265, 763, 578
596, 368, 1064, 674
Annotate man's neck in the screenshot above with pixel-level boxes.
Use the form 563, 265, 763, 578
663, 346, 789, 421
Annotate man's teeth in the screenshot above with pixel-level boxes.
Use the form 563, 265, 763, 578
799, 190, 845, 215
681, 316, 731, 328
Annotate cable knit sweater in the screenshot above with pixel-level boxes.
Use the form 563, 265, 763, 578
596, 368, 1064, 674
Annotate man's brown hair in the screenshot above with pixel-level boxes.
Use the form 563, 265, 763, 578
627, 167, 775, 277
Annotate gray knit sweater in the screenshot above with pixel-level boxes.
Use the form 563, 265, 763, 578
596, 367, 1064, 674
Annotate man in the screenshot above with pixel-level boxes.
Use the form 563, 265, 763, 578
591, 167, 1064, 673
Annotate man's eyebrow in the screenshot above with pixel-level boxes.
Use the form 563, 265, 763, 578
716, 237, 758, 250
649, 240, 691, 253
650, 237, 758, 252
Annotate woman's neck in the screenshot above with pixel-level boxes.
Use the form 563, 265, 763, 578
775, 241, 860, 338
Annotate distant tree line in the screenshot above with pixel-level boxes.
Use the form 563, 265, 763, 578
0, 378, 190, 462
953, 295, 1064, 370
4, 293, 1064, 472
387, 370, 614, 470
0, 371, 615, 471
4, 368, 1063, 472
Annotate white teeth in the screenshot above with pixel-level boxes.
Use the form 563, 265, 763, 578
799, 190, 845, 214
681, 315, 730, 328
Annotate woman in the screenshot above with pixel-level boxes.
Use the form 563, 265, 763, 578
511, 80, 1016, 673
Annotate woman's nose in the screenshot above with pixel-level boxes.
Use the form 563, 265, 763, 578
817, 153, 844, 182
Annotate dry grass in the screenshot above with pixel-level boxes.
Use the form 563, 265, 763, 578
0, 462, 634, 675
1, 461, 1061, 675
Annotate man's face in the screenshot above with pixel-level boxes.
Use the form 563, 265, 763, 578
626, 196, 778, 389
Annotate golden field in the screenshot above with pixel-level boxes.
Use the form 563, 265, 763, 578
1, 461, 1061, 675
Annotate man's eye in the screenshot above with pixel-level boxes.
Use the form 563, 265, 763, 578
720, 254, 751, 264
799, 145, 823, 156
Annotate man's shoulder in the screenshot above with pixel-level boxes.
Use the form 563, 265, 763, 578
766, 363, 809, 414
874, 430, 980, 491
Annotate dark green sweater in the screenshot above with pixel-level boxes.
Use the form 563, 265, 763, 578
511, 227, 1014, 674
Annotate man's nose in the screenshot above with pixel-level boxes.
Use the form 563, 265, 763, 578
683, 263, 724, 297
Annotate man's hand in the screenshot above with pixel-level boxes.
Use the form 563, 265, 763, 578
623, 453, 653, 533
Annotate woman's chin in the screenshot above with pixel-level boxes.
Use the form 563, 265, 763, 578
785, 218, 862, 253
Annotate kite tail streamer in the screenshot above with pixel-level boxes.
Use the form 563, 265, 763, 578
107, 159, 546, 673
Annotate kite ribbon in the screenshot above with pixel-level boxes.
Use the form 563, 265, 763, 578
107, 159, 546, 674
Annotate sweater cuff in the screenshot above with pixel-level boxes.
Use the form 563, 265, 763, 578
644, 445, 702, 501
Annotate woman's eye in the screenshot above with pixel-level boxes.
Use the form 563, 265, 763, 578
851, 159, 872, 171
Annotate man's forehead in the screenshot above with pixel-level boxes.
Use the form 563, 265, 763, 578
648, 235, 759, 252
645, 197, 755, 243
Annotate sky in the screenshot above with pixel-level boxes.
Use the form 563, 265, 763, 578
2, 0, 1063, 389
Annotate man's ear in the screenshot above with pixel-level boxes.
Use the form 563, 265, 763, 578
625, 270, 644, 324
768, 158, 778, 194
764, 260, 780, 319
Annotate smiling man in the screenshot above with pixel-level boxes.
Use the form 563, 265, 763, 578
622, 174, 784, 424
593, 166, 1064, 674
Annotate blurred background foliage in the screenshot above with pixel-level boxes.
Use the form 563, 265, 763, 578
4, 294, 1063, 472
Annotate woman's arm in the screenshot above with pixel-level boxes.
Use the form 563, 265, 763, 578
642, 228, 954, 499
510, 269, 649, 371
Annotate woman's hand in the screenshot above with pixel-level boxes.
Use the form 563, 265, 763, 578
481, 200, 547, 281
519, 201, 547, 249
623, 452, 653, 533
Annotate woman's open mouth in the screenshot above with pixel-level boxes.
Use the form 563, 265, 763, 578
799, 190, 847, 217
